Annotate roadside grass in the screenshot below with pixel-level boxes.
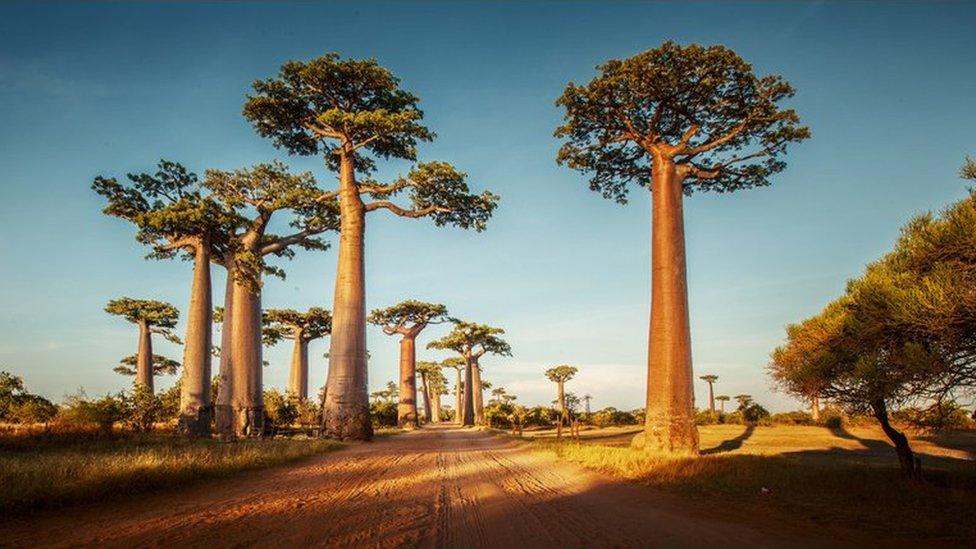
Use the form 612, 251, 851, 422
0, 429, 342, 515
521, 425, 976, 541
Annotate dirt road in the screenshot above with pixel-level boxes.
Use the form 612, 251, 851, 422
0, 427, 847, 548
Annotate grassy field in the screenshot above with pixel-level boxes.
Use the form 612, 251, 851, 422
0, 428, 343, 515
516, 424, 976, 542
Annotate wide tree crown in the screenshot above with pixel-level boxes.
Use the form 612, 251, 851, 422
105, 298, 179, 327
427, 321, 512, 359
263, 307, 333, 345
113, 354, 180, 377
545, 365, 578, 383
368, 300, 449, 335
441, 357, 466, 371
555, 41, 810, 202
700, 374, 719, 383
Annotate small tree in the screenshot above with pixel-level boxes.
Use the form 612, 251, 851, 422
545, 365, 578, 426
556, 42, 809, 454
105, 298, 180, 393
113, 354, 180, 379
715, 395, 730, 413
734, 394, 753, 411
368, 300, 449, 429
263, 307, 332, 401
428, 322, 511, 426
699, 375, 718, 412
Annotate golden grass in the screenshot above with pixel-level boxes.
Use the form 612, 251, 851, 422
0, 435, 342, 514
523, 425, 976, 541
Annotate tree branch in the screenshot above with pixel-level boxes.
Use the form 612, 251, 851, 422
260, 227, 322, 255
364, 201, 449, 218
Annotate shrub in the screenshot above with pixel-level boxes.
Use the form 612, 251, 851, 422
6, 395, 58, 424
485, 402, 514, 428
771, 410, 815, 426
60, 391, 129, 433
695, 409, 722, 426
157, 380, 182, 423
742, 403, 771, 425
590, 407, 637, 428
370, 400, 397, 428
264, 389, 299, 428
296, 398, 320, 427
525, 406, 556, 427
125, 385, 161, 432
893, 402, 974, 432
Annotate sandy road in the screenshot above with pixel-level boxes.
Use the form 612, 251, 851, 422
0, 426, 849, 548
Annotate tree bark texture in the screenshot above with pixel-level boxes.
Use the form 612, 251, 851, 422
178, 241, 213, 436
454, 369, 463, 425
289, 330, 309, 400
398, 336, 419, 429
418, 371, 432, 423
136, 320, 153, 393
558, 381, 567, 426
462, 358, 475, 426
229, 276, 264, 437
472, 362, 485, 425
215, 261, 235, 436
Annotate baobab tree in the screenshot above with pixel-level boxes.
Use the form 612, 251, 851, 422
105, 298, 180, 393
243, 53, 499, 440
428, 322, 511, 426
417, 361, 448, 423
441, 357, 465, 424
545, 365, 578, 426
368, 300, 450, 429
700, 374, 718, 412
582, 394, 592, 415
93, 160, 240, 435
715, 395, 730, 413
113, 354, 180, 378
734, 394, 754, 410
263, 308, 332, 400
205, 162, 339, 437
556, 42, 808, 453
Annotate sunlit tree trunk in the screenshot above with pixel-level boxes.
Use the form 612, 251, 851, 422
418, 371, 432, 423
215, 259, 235, 436
136, 320, 153, 393
558, 381, 567, 426
472, 362, 485, 425
398, 336, 419, 429
431, 390, 442, 423
288, 328, 309, 400
640, 157, 699, 454
179, 241, 213, 436
707, 380, 715, 413
230, 275, 264, 437
462, 358, 475, 426
454, 369, 463, 424
811, 395, 821, 422
322, 153, 372, 440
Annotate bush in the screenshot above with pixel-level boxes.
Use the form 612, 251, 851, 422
892, 402, 974, 432
157, 380, 182, 423
742, 403, 771, 425
771, 410, 815, 426
485, 402, 514, 428
370, 400, 397, 428
525, 406, 556, 427
59, 391, 130, 433
125, 385, 161, 432
590, 407, 637, 428
296, 399, 320, 428
6, 395, 58, 424
264, 389, 299, 428
695, 409, 722, 426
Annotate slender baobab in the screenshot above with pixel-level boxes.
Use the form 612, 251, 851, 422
113, 354, 180, 385
715, 395, 730, 413
93, 161, 240, 435
700, 375, 718, 412
545, 365, 578, 426
205, 162, 339, 437
368, 301, 450, 429
582, 394, 592, 415
243, 54, 499, 440
105, 298, 180, 394
556, 42, 808, 453
428, 321, 511, 426
441, 357, 465, 424
417, 360, 448, 423
263, 308, 332, 400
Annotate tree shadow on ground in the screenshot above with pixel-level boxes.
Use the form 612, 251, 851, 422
701, 425, 755, 455
827, 425, 891, 452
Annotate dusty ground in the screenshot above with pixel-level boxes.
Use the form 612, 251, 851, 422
0, 425, 878, 548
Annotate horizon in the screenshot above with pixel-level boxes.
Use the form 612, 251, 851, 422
1, 1, 975, 412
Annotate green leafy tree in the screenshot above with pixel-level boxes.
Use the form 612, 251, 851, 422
113, 354, 180, 377
243, 54, 500, 440
417, 360, 448, 423
93, 160, 240, 436
428, 322, 511, 426
0, 371, 57, 424
105, 298, 180, 394
263, 307, 332, 401
556, 42, 809, 454
545, 365, 578, 426
205, 162, 339, 438
368, 300, 449, 428
440, 357, 465, 424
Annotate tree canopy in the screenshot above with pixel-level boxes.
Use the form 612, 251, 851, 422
262, 307, 333, 346
427, 321, 512, 360
114, 354, 181, 377
555, 41, 810, 202
105, 298, 181, 343
368, 300, 450, 336
545, 365, 578, 384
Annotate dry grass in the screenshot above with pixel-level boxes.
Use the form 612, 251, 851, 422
0, 432, 342, 515
521, 425, 976, 542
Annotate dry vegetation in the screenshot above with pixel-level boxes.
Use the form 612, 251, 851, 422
516, 424, 976, 541
0, 426, 342, 514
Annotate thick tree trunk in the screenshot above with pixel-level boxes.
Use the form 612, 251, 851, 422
215, 262, 235, 436
397, 336, 419, 429
472, 362, 485, 425
462, 358, 475, 426
558, 381, 567, 426
811, 395, 821, 422
288, 331, 309, 400
136, 320, 153, 393
178, 242, 213, 436
707, 382, 715, 413
230, 276, 264, 437
637, 158, 699, 454
871, 399, 918, 478
418, 371, 432, 423
322, 153, 372, 440
455, 369, 463, 424
431, 391, 442, 423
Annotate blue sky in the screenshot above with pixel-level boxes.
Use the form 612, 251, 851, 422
0, 1, 973, 412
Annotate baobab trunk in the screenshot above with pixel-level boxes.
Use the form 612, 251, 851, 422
178, 242, 213, 436
136, 320, 153, 393
288, 330, 309, 400
811, 395, 821, 422
215, 262, 235, 436
431, 391, 442, 423
322, 153, 372, 440
637, 157, 699, 454
472, 362, 485, 425
454, 369, 463, 424
397, 336, 419, 429
418, 371, 432, 423
558, 381, 567, 426
462, 359, 475, 426
707, 381, 715, 413
230, 278, 264, 437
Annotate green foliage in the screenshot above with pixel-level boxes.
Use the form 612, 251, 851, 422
370, 400, 398, 428
113, 354, 180, 377
0, 372, 55, 423
370, 381, 399, 402
105, 298, 181, 343
427, 320, 512, 359
60, 391, 130, 433
590, 407, 637, 428
263, 389, 299, 427
125, 384, 162, 433
263, 307, 332, 345
741, 403, 771, 425
525, 406, 557, 427
157, 380, 182, 422
695, 409, 722, 426
368, 300, 449, 334
485, 401, 515, 428
770, 411, 816, 426
545, 364, 578, 383
892, 402, 974, 433
555, 41, 809, 202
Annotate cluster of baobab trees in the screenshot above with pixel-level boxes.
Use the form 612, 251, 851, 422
94, 40, 809, 453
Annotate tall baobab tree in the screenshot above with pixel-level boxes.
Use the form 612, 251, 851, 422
556, 42, 809, 454
428, 322, 511, 426
93, 160, 240, 436
441, 357, 465, 424
715, 395, 730, 413
582, 394, 592, 415
105, 298, 181, 393
243, 54, 499, 440
205, 162, 338, 437
545, 365, 578, 426
263, 308, 332, 400
368, 301, 450, 429
417, 360, 448, 423
700, 375, 718, 412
